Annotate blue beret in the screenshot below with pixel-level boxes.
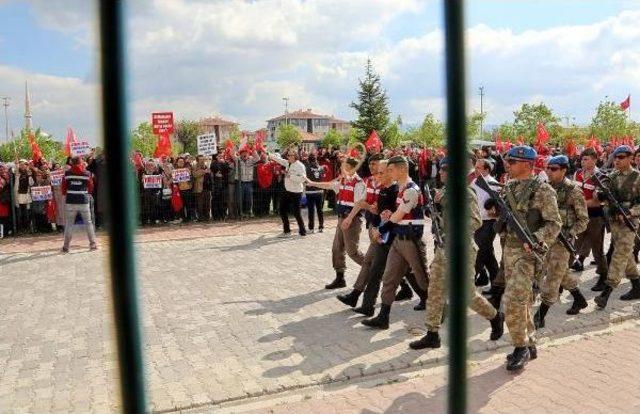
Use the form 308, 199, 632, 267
613, 145, 633, 156
507, 145, 537, 161
547, 155, 569, 166
440, 157, 449, 168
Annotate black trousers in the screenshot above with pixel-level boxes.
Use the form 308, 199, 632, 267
279, 191, 306, 235
306, 192, 324, 230
474, 219, 499, 281
360, 243, 391, 309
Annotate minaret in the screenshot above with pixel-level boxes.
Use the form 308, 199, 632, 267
24, 81, 32, 132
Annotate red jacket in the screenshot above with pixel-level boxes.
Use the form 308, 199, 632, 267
62, 165, 94, 195
256, 162, 274, 189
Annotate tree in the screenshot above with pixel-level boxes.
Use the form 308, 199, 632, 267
228, 125, 242, 145
590, 100, 629, 140
276, 124, 302, 149
513, 103, 560, 143
408, 114, 444, 148
0, 128, 64, 163
467, 111, 487, 140
130, 122, 157, 157
350, 58, 390, 142
174, 120, 201, 155
321, 128, 344, 149
494, 122, 517, 142
385, 118, 406, 149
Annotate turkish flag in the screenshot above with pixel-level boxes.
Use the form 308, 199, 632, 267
565, 139, 577, 157
495, 133, 503, 153
536, 122, 549, 144
153, 132, 173, 158
620, 95, 631, 110
364, 130, 383, 151
64, 127, 78, 157
29, 132, 43, 164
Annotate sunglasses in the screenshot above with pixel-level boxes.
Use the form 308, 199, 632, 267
545, 166, 562, 172
506, 159, 521, 165
615, 154, 629, 160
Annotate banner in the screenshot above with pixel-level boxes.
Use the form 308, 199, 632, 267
172, 168, 191, 183
152, 112, 174, 135
197, 133, 218, 156
143, 174, 162, 189
50, 169, 65, 186
31, 186, 53, 201
70, 141, 91, 157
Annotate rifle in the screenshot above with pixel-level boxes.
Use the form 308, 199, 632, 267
558, 230, 579, 260
475, 174, 546, 262
423, 183, 444, 248
592, 172, 640, 243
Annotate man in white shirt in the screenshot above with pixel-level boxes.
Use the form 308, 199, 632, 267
470, 158, 501, 291
269, 149, 307, 236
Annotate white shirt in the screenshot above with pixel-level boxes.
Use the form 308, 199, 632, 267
269, 153, 306, 193
471, 174, 501, 221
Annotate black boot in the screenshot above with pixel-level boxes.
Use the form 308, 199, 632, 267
591, 273, 607, 292
352, 306, 375, 317
570, 256, 585, 272
594, 285, 613, 309
325, 272, 346, 289
489, 311, 504, 341
506, 347, 530, 371
534, 303, 550, 329
506, 345, 537, 362
413, 298, 426, 311
409, 331, 441, 350
395, 281, 413, 301
362, 304, 391, 330
337, 289, 361, 307
620, 278, 640, 301
566, 288, 588, 315
488, 286, 504, 310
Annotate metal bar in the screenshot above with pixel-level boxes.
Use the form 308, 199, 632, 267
443, 1, 468, 413
98, 1, 148, 413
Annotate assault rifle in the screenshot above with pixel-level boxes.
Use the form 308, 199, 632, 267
558, 230, 579, 260
475, 174, 546, 262
424, 183, 444, 248
592, 172, 640, 243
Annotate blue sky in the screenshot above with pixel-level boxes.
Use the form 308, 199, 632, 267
0, 0, 638, 144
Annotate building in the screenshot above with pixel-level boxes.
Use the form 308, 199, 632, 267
198, 116, 238, 144
266, 109, 350, 150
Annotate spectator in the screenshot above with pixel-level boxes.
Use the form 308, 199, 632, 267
210, 153, 229, 220
31, 169, 52, 233
61, 156, 97, 252
305, 154, 325, 233
50, 162, 66, 232
226, 154, 240, 219
14, 159, 33, 233
269, 149, 307, 237
175, 157, 195, 222
255, 152, 274, 217
0, 163, 12, 236
193, 155, 212, 221
160, 161, 174, 223
140, 160, 160, 225
235, 148, 260, 218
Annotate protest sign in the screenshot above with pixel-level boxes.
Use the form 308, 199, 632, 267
143, 174, 162, 189
197, 134, 218, 156
152, 112, 174, 135
31, 186, 53, 201
70, 141, 91, 157
50, 170, 65, 186
172, 168, 191, 183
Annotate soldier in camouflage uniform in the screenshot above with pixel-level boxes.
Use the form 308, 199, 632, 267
594, 145, 640, 308
534, 155, 589, 329
498, 146, 561, 371
408, 157, 504, 350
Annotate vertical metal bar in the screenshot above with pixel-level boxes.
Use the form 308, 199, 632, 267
443, 1, 468, 413
98, 1, 148, 413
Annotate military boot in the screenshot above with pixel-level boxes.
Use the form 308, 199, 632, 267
413, 298, 426, 311
362, 304, 391, 330
325, 272, 346, 289
534, 303, 550, 329
594, 285, 613, 309
570, 256, 585, 272
506, 345, 537, 362
409, 331, 441, 350
506, 347, 530, 371
566, 288, 588, 315
620, 278, 640, 301
591, 273, 607, 292
489, 311, 504, 341
352, 306, 375, 317
337, 289, 361, 307
395, 281, 413, 301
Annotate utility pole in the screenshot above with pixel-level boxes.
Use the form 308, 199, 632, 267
282, 97, 289, 125
478, 86, 484, 139
1, 97, 9, 143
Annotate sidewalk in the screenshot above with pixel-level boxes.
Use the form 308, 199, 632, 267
218, 320, 640, 414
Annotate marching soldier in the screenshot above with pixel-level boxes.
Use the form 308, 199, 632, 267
496, 146, 561, 371
306, 155, 366, 289
534, 155, 589, 329
409, 157, 504, 350
594, 145, 640, 308
362, 156, 429, 329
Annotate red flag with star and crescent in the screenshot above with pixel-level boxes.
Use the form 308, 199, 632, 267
621, 95, 631, 111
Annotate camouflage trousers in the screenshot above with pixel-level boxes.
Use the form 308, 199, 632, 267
503, 244, 537, 347
607, 221, 640, 288
425, 245, 497, 332
540, 242, 578, 307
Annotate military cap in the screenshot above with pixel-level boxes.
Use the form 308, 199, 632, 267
506, 145, 537, 161
387, 155, 408, 165
613, 145, 633, 156
547, 155, 569, 166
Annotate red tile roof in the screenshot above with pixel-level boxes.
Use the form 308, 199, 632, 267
268, 109, 349, 124
198, 116, 238, 127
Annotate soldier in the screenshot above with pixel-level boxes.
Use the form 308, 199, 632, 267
594, 145, 640, 308
362, 156, 429, 329
497, 146, 561, 371
409, 157, 504, 350
305, 155, 366, 289
572, 148, 608, 290
534, 155, 589, 329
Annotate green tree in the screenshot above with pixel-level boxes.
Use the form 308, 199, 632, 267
467, 111, 487, 140
276, 124, 302, 149
321, 128, 344, 149
385, 118, 406, 149
350, 58, 390, 141
130, 122, 157, 157
590, 100, 629, 140
494, 122, 517, 142
408, 113, 444, 148
174, 120, 201, 155
228, 125, 242, 145
0, 128, 64, 163
513, 103, 560, 143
